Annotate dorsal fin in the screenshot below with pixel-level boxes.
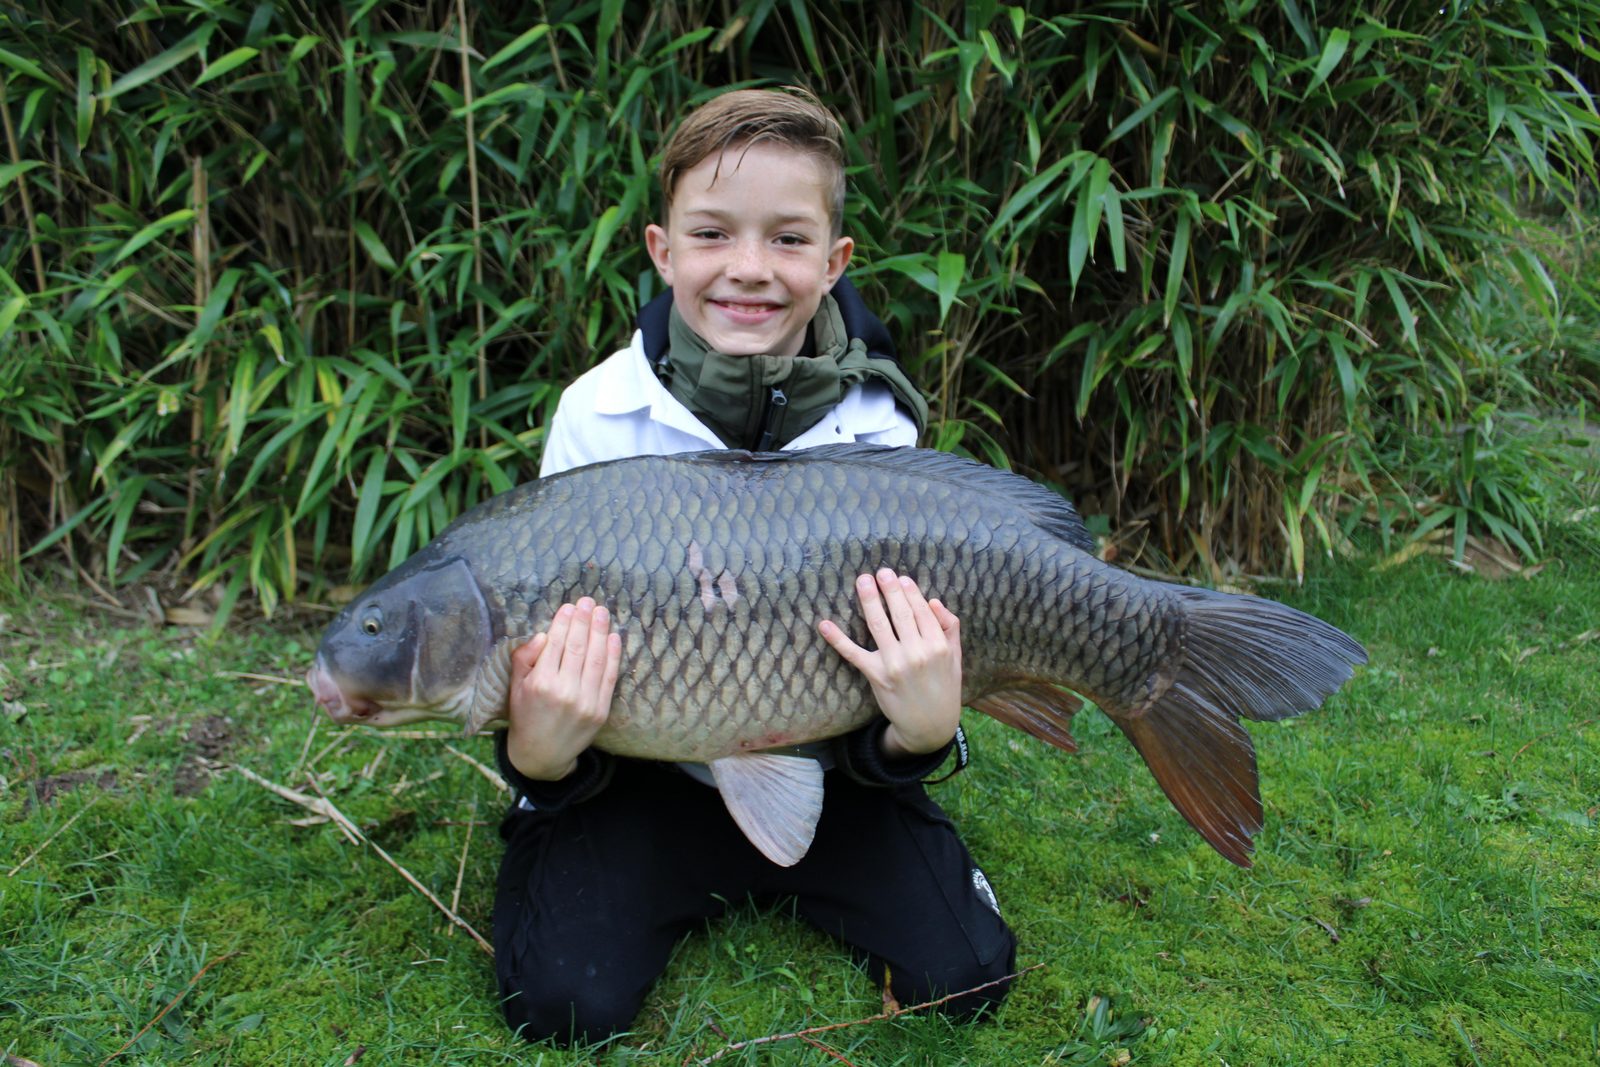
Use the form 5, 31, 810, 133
686, 444, 1097, 554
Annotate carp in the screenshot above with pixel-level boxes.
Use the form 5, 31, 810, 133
306, 444, 1365, 867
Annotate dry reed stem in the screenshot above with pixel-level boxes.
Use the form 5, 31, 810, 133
444, 743, 512, 796
232, 764, 360, 843
0, 80, 45, 292
234, 764, 494, 956
454, 0, 489, 451
798, 1034, 858, 1065
447, 800, 476, 936
98, 951, 240, 1065
8, 794, 101, 877
214, 670, 303, 686
689, 962, 1045, 1065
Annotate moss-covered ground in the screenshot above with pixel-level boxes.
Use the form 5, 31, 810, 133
2, 537, 1597, 1065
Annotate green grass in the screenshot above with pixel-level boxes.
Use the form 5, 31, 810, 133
2, 538, 1598, 1065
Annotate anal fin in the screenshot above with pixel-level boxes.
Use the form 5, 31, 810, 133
971, 683, 1083, 753
709, 753, 825, 867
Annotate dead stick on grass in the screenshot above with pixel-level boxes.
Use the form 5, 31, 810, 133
234, 765, 494, 956
444, 743, 512, 796
447, 800, 477, 936
98, 951, 240, 1065
353, 819, 495, 957
214, 670, 303, 686
1511, 719, 1594, 763
798, 1034, 859, 1066
233, 765, 360, 843
689, 963, 1045, 1065
9, 794, 101, 877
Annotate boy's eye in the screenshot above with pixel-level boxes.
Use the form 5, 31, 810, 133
689, 229, 725, 240
775, 234, 808, 247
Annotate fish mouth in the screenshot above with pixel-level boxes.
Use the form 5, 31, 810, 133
306, 658, 382, 724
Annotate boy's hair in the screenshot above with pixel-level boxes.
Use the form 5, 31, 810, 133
658, 87, 847, 239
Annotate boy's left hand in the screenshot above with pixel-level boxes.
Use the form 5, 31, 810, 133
818, 568, 963, 759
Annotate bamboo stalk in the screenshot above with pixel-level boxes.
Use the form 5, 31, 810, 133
454, 0, 488, 452
0, 80, 46, 293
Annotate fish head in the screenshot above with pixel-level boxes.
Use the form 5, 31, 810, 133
307, 555, 494, 730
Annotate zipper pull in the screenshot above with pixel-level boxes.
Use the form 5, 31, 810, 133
756, 387, 788, 451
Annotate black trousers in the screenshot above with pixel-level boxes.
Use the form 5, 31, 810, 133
491, 759, 1017, 1045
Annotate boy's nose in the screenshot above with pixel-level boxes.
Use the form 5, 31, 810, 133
725, 240, 774, 283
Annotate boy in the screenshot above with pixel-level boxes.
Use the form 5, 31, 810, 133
492, 88, 1016, 1045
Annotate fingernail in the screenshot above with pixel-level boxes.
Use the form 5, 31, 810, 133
858, 574, 874, 591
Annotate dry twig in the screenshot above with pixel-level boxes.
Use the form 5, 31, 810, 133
8, 794, 101, 877
1511, 719, 1594, 763
447, 801, 477, 936
98, 951, 240, 1065
214, 670, 303, 686
234, 765, 494, 956
689, 962, 1045, 1065
445, 743, 512, 796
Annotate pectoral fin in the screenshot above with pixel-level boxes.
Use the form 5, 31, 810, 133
972, 682, 1083, 753
709, 753, 825, 867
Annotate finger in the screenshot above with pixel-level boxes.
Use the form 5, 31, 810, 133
928, 598, 960, 636
577, 604, 615, 703
875, 568, 919, 641
557, 598, 597, 677
532, 604, 576, 678
898, 574, 941, 641
930, 598, 962, 670
818, 618, 872, 670
594, 632, 624, 710
854, 572, 896, 646
511, 632, 548, 676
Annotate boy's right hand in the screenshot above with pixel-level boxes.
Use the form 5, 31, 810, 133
505, 597, 622, 781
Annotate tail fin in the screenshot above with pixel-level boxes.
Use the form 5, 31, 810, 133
1112, 587, 1367, 867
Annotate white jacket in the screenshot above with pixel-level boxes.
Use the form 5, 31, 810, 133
539, 330, 919, 477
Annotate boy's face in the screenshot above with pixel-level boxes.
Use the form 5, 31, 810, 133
645, 141, 852, 359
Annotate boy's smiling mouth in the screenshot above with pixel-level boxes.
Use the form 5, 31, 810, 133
710, 297, 786, 323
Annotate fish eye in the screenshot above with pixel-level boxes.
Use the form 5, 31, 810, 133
360, 608, 383, 636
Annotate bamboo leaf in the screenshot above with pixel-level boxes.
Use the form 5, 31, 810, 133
107, 26, 213, 97
0, 46, 64, 89
351, 450, 390, 574
1305, 27, 1350, 96
352, 221, 398, 272
111, 209, 195, 264
1163, 206, 1192, 325
76, 47, 94, 147
1101, 86, 1178, 147
584, 205, 625, 279
195, 46, 260, 87
483, 24, 550, 71
0, 294, 25, 338
935, 250, 965, 324
1379, 271, 1418, 350
0, 161, 43, 186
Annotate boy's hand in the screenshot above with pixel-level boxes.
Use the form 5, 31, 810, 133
505, 597, 622, 781
818, 569, 963, 758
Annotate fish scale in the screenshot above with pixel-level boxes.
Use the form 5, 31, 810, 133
309, 443, 1366, 867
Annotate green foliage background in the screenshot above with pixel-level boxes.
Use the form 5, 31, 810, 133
2, 0, 1597, 609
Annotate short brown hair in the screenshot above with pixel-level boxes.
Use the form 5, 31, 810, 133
658, 87, 847, 238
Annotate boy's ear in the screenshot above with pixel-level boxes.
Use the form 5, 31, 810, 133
824, 236, 854, 291
645, 223, 674, 285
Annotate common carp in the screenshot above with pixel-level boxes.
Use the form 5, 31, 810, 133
307, 444, 1365, 867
